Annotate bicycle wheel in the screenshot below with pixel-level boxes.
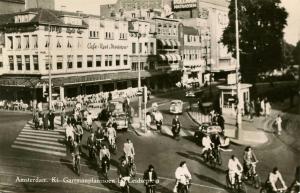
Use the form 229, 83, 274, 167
238, 182, 247, 193
260, 187, 267, 193
76, 158, 81, 176
254, 175, 261, 189
210, 158, 217, 168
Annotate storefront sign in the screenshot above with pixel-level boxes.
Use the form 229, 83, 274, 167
87, 43, 128, 50
173, 0, 197, 9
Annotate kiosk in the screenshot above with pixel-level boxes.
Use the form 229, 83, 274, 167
217, 84, 252, 116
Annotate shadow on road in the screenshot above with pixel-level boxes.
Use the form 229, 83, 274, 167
194, 173, 228, 191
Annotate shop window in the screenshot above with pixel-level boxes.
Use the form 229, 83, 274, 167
96, 55, 101, 67
9, 55, 14, 70
57, 55, 63, 69
77, 55, 82, 68
33, 55, 38, 70
87, 55, 93, 67
25, 55, 30, 70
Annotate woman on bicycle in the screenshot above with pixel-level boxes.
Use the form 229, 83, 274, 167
144, 165, 158, 193
243, 146, 258, 178
99, 145, 111, 170
118, 159, 131, 193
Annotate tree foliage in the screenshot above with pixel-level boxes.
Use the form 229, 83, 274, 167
221, 0, 288, 83
292, 40, 300, 65
283, 41, 295, 67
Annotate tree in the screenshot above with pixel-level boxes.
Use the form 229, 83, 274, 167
283, 41, 295, 67
292, 40, 300, 66
222, 0, 288, 83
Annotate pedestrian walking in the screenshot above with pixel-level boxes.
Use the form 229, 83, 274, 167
249, 100, 255, 120
265, 99, 271, 117
275, 115, 282, 135
43, 112, 49, 130
48, 110, 55, 130
260, 98, 265, 116
255, 97, 261, 117
217, 113, 225, 132
61, 107, 66, 126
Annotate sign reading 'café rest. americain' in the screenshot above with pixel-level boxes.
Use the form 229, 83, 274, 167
173, 0, 197, 10
87, 43, 128, 50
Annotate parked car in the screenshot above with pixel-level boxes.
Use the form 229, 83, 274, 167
113, 113, 129, 131
170, 100, 183, 114
87, 103, 103, 120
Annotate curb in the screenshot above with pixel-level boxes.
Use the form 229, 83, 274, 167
186, 111, 201, 127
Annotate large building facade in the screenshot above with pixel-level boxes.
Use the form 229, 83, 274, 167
0, 8, 177, 101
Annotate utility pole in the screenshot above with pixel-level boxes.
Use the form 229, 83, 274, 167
235, 0, 242, 138
48, 24, 52, 110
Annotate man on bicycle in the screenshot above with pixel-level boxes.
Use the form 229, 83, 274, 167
86, 112, 93, 132
118, 159, 131, 193
87, 132, 96, 159
99, 145, 111, 170
243, 146, 258, 178
201, 133, 212, 159
267, 167, 287, 192
107, 123, 117, 147
143, 165, 158, 193
95, 127, 105, 149
174, 161, 192, 193
228, 155, 243, 186
123, 139, 135, 163
70, 140, 80, 169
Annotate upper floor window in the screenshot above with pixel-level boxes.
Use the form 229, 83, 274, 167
25, 55, 30, 70
77, 55, 82, 68
77, 37, 83, 48
57, 55, 63, 70
105, 32, 114, 40
17, 55, 22, 70
87, 55, 93, 67
45, 35, 50, 48
67, 37, 72, 48
7, 36, 13, 49
123, 55, 128, 65
33, 55, 39, 70
132, 13, 136, 18
132, 43, 136, 54
8, 55, 14, 70
45, 55, 52, 70
16, 36, 21, 49
96, 55, 101, 67
57, 36, 62, 48
32, 35, 38, 48
24, 35, 29, 49
67, 55, 73, 69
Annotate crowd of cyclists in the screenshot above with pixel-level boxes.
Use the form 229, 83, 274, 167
60, 99, 300, 193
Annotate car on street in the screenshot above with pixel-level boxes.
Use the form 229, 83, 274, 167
194, 123, 230, 148
87, 103, 103, 120
169, 100, 183, 114
112, 113, 129, 131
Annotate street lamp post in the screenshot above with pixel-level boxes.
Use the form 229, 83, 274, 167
137, 21, 143, 130
235, 0, 242, 138
47, 24, 52, 111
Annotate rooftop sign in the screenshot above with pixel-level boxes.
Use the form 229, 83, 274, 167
173, 0, 197, 10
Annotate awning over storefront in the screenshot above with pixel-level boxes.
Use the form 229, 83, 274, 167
0, 76, 41, 87
165, 54, 173, 61
170, 40, 180, 47
158, 54, 181, 62
172, 54, 181, 61
165, 39, 172, 47
159, 54, 167, 61
157, 39, 167, 46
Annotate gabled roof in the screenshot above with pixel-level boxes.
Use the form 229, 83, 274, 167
0, 8, 88, 28
183, 26, 199, 36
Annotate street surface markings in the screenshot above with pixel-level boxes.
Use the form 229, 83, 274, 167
11, 121, 67, 157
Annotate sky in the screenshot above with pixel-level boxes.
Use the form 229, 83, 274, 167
55, 0, 300, 45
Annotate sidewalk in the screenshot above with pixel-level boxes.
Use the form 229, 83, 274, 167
187, 110, 270, 146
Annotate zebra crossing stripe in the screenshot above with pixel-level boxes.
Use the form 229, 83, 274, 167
18, 134, 62, 142
22, 128, 63, 135
16, 137, 65, 147
14, 141, 66, 151
11, 145, 66, 157
20, 131, 65, 138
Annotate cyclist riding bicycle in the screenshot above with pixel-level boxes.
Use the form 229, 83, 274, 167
123, 139, 135, 163
201, 133, 212, 159
65, 118, 75, 142
243, 146, 258, 178
143, 164, 158, 193
118, 159, 131, 193
107, 123, 117, 146
99, 145, 111, 170
228, 155, 243, 186
87, 132, 96, 159
174, 161, 192, 193
70, 140, 80, 169
95, 127, 105, 149
266, 167, 287, 192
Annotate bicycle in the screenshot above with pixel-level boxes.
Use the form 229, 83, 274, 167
177, 178, 191, 193
243, 162, 261, 189
109, 136, 117, 154
226, 171, 247, 193
120, 176, 130, 193
288, 181, 300, 193
260, 185, 287, 193
207, 147, 222, 168
146, 183, 156, 193
102, 158, 109, 178
127, 156, 136, 178
74, 154, 81, 176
